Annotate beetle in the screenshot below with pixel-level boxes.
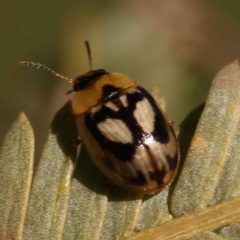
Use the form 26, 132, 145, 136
20, 41, 179, 194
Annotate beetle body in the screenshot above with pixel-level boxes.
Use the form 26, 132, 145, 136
20, 42, 179, 194
72, 70, 179, 194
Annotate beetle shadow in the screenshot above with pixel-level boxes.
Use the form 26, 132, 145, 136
50, 101, 78, 162
168, 102, 205, 201
177, 103, 205, 176
73, 145, 110, 195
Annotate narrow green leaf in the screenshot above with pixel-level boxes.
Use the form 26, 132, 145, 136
99, 190, 141, 240
0, 113, 34, 240
210, 110, 240, 204
171, 60, 240, 216
23, 102, 77, 240
135, 187, 172, 232
62, 147, 108, 240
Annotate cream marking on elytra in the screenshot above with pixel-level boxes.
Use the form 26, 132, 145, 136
147, 141, 168, 170
97, 118, 133, 143
133, 98, 155, 133
89, 104, 102, 115
149, 130, 178, 171
104, 101, 119, 112
128, 87, 139, 94
133, 145, 154, 182
119, 95, 128, 107
164, 131, 178, 153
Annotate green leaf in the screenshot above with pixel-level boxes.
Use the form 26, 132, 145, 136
23, 102, 77, 239
99, 189, 141, 240
62, 146, 108, 240
135, 187, 172, 232
0, 113, 34, 240
171, 60, 240, 216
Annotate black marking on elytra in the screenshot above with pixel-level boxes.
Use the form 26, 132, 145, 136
85, 87, 173, 168
144, 143, 168, 186
85, 109, 136, 162
167, 153, 178, 170
125, 171, 147, 186
104, 158, 116, 171
100, 84, 122, 102
144, 143, 161, 174
73, 69, 109, 92
138, 87, 170, 144
108, 143, 135, 161
149, 170, 165, 187
113, 98, 124, 109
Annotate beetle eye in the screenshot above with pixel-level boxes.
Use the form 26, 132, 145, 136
74, 78, 92, 91
73, 69, 109, 92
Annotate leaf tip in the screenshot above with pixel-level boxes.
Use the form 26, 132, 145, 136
232, 59, 240, 66
18, 112, 30, 123
16, 112, 33, 134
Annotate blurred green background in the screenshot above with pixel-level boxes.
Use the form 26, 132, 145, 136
1, 0, 240, 160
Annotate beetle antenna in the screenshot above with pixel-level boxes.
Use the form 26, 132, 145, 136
85, 40, 93, 70
19, 61, 74, 83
